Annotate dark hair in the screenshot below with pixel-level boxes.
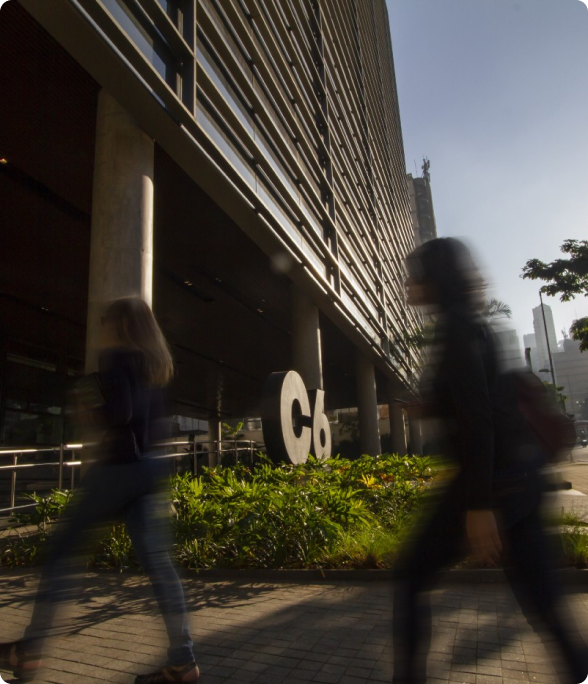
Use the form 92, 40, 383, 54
102, 297, 174, 387
406, 237, 485, 310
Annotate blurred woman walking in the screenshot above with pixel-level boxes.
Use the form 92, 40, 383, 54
392, 237, 587, 684
0, 297, 199, 683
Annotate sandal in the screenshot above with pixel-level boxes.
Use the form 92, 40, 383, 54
135, 661, 200, 684
0, 640, 43, 681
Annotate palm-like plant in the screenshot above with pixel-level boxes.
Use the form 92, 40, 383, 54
483, 298, 512, 320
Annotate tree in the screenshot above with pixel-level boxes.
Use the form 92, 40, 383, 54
482, 298, 512, 320
404, 298, 512, 352
570, 317, 588, 351
522, 239, 588, 350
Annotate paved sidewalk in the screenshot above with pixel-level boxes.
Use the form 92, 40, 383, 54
1, 569, 587, 684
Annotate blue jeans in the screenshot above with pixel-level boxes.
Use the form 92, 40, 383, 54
23, 458, 194, 666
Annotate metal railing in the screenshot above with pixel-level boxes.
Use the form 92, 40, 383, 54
163, 438, 262, 474
0, 438, 263, 516
0, 445, 82, 515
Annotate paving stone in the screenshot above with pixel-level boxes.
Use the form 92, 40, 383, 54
525, 657, 555, 671
326, 655, 355, 667
319, 663, 347, 676
501, 666, 530, 681
475, 664, 502, 677
475, 676, 502, 684
1, 570, 587, 683
344, 665, 373, 679
528, 671, 564, 683
501, 651, 527, 663
449, 672, 477, 683
294, 658, 325, 674
312, 672, 343, 683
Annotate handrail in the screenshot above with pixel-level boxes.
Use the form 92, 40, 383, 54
0, 462, 82, 471
0, 448, 54, 455
0, 438, 264, 516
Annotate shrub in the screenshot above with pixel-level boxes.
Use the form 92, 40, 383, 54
320, 527, 399, 569
559, 511, 588, 568
0, 453, 435, 570
0, 490, 74, 567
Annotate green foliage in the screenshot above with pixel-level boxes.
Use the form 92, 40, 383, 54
544, 512, 588, 569
15, 489, 74, 533
221, 421, 244, 440
570, 317, 588, 352
542, 381, 568, 407
522, 239, 588, 302
7, 464, 588, 572
91, 525, 135, 571
0, 488, 135, 570
483, 298, 512, 319
559, 511, 588, 528
522, 240, 588, 351
403, 298, 512, 355
0, 454, 434, 571
172, 453, 433, 569
0, 490, 73, 567
1, 529, 45, 567
320, 527, 400, 569
560, 512, 588, 568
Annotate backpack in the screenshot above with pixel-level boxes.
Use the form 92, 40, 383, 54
506, 369, 576, 463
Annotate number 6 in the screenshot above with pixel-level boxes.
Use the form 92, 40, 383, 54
261, 371, 332, 464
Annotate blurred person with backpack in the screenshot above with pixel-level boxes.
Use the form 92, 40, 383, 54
392, 238, 586, 684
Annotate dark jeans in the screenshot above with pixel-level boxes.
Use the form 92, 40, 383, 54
23, 458, 194, 666
392, 467, 588, 684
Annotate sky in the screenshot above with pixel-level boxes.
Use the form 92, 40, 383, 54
386, 0, 588, 345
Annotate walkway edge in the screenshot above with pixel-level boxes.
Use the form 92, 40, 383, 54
2, 566, 587, 585
179, 566, 588, 585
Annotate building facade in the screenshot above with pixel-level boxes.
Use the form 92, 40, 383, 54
522, 332, 541, 373
532, 303, 558, 374
406, 159, 437, 247
553, 339, 588, 419
492, 325, 523, 372
0, 0, 421, 456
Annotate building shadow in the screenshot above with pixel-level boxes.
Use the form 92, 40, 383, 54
1, 570, 585, 683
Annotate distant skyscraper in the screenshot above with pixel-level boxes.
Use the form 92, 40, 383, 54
492, 324, 523, 371
407, 158, 437, 246
522, 333, 541, 373
532, 304, 558, 376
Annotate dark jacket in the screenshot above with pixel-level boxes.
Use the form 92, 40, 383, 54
92, 346, 167, 464
430, 306, 536, 510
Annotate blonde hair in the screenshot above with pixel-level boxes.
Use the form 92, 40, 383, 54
102, 297, 174, 387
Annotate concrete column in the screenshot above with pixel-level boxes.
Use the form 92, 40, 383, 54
389, 401, 407, 456
291, 286, 323, 390
208, 417, 222, 467
408, 418, 423, 456
356, 351, 381, 456
85, 90, 154, 372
